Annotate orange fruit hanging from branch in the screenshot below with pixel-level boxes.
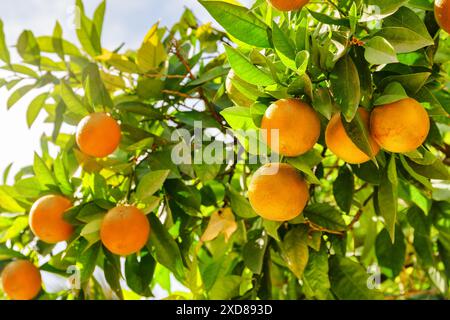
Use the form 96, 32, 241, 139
248, 163, 309, 221
370, 98, 430, 153
1, 260, 42, 300
76, 112, 121, 158
261, 99, 321, 157
100, 205, 150, 256
29, 195, 74, 243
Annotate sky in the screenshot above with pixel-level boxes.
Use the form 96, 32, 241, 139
0, 0, 254, 181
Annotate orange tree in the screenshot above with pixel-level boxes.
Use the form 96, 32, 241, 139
0, 0, 449, 300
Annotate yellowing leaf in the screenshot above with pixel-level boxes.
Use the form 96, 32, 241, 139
100, 70, 126, 91
96, 49, 138, 73
201, 208, 237, 242
136, 23, 167, 73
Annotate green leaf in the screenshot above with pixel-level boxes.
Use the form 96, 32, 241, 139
224, 46, 275, 86
377, 156, 398, 242
79, 241, 101, 286
364, 36, 398, 65
7, 84, 34, 109
330, 55, 361, 122
52, 21, 64, 60
135, 170, 170, 201
147, 213, 185, 279
103, 249, 124, 299
243, 229, 268, 274
263, 219, 281, 241
125, 251, 155, 297
33, 152, 57, 188
342, 111, 376, 161
209, 275, 241, 299
17, 30, 41, 66
0, 244, 26, 260
408, 206, 434, 266
312, 87, 333, 120
0, 187, 25, 213
286, 151, 322, 185
378, 7, 433, 53
26, 93, 48, 128
75, 0, 102, 57
0, 216, 28, 242
36, 36, 82, 57
200, 0, 270, 48
82, 63, 113, 109
193, 163, 221, 183
333, 166, 354, 213
54, 154, 73, 196
272, 24, 296, 70
280, 225, 309, 279
374, 82, 408, 106
0, 20, 10, 64
329, 256, 384, 300
407, 159, 450, 180
303, 244, 330, 300
221, 106, 257, 131
1, 64, 39, 78
116, 101, 164, 119
399, 155, 432, 190
375, 226, 406, 277
60, 80, 90, 118
304, 204, 346, 231
308, 10, 350, 27
136, 23, 167, 72
227, 187, 258, 218
379, 72, 431, 95
93, 0, 106, 38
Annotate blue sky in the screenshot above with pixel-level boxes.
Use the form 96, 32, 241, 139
0, 0, 250, 180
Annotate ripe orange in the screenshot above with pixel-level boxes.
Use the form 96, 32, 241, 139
370, 98, 430, 153
248, 163, 309, 221
100, 205, 150, 256
29, 195, 74, 243
325, 108, 380, 164
1, 260, 41, 300
261, 99, 321, 157
435, 0, 450, 34
76, 112, 121, 158
268, 0, 309, 11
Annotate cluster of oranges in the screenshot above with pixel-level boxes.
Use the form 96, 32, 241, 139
247, 97, 430, 222
2, 112, 151, 300
246, 0, 439, 223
